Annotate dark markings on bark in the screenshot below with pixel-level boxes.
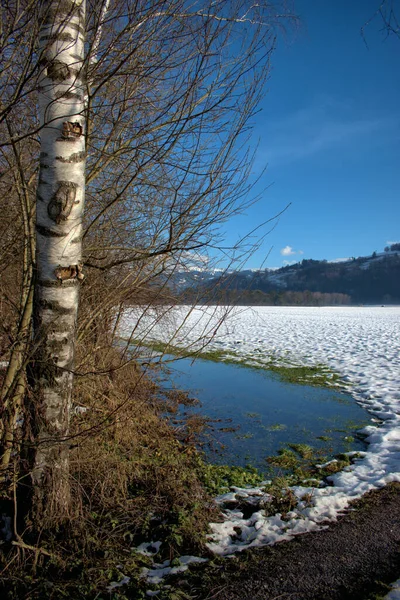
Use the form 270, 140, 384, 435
56, 151, 86, 163
65, 22, 85, 36
42, 365, 74, 391
54, 90, 84, 101
43, 1, 79, 23
54, 264, 84, 282
33, 348, 74, 388
46, 318, 71, 336
48, 323, 73, 335
40, 33, 75, 43
71, 236, 82, 244
36, 224, 68, 238
52, 66, 81, 84
56, 137, 81, 143
70, 53, 83, 61
61, 359, 75, 373
43, 378, 74, 400
47, 60, 72, 81
63, 360, 75, 374
40, 163, 50, 169
48, 181, 77, 224
47, 338, 70, 354
40, 152, 48, 159
37, 192, 47, 203
38, 299, 75, 315
41, 417, 64, 435
63, 121, 83, 138
35, 360, 60, 387
38, 279, 80, 288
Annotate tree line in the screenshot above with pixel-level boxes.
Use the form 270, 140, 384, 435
189, 252, 400, 305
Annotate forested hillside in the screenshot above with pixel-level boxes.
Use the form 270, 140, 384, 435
178, 248, 400, 305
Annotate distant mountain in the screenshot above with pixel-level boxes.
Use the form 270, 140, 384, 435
166, 268, 222, 291
174, 247, 400, 305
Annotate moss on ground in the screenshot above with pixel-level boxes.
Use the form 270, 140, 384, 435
127, 337, 346, 389
263, 441, 365, 495
268, 363, 343, 387
199, 463, 265, 496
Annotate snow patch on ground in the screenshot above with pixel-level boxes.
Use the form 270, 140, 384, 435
106, 575, 130, 591
123, 306, 400, 564
141, 556, 208, 585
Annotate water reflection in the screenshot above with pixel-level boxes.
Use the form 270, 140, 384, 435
157, 356, 369, 470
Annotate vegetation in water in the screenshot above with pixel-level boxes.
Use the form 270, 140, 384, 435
267, 423, 287, 431
130, 337, 345, 389
198, 463, 265, 496
267, 363, 343, 387
265, 440, 363, 490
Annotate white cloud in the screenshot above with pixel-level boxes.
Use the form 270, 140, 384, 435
281, 245, 296, 256
281, 246, 303, 257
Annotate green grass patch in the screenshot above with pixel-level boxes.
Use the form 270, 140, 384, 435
264, 439, 365, 491
268, 363, 343, 387
265, 423, 287, 431
198, 462, 265, 496
126, 337, 345, 390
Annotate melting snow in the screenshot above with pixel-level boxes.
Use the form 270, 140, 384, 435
141, 556, 208, 585
136, 541, 162, 556
123, 306, 400, 572
106, 575, 130, 591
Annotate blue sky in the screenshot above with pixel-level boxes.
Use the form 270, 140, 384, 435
223, 0, 400, 270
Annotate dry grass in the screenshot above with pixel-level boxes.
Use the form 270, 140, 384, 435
69, 346, 217, 552
0, 344, 218, 598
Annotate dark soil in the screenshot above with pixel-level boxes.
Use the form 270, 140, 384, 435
188, 483, 400, 600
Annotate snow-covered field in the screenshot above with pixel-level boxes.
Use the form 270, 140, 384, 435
123, 305, 400, 421
121, 305, 400, 581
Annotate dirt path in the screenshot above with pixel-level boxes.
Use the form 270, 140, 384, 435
189, 483, 400, 600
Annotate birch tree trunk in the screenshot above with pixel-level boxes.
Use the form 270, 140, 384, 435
32, 0, 86, 520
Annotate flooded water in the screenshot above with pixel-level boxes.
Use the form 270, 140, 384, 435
159, 357, 370, 471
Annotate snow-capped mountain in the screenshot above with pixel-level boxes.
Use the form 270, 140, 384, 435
171, 247, 400, 305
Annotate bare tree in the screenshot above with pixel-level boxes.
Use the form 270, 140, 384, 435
0, 0, 294, 523
363, 0, 400, 42
30, 0, 86, 519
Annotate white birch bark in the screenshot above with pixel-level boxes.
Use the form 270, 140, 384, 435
33, 0, 86, 517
